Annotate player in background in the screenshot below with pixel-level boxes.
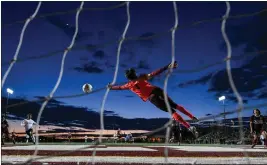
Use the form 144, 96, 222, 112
117, 128, 122, 139
68, 132, 72, 143
1, 116, 9, 145
108, 61, 199, 137
21, 113, 37, 144
125, 132, 133, 143
85, 135, 88, 143
11, 130, 17, 144
250, 109, 266, 148
170, 120, 182, 145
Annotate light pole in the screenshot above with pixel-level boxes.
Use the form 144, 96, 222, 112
218, 96, 226, 121
206, 113, 214, 136
6, 88, 14, 117
178, 122, 182, 146
218, 96, 226, 143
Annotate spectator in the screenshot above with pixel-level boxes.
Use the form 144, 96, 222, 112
170, 120, 181, 144
117, 128, 122, 139
85, 135, 88, 143
1, 116, 9, 145
68, 132, 72, 143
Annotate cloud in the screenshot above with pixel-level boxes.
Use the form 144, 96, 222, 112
138, 32, 156, 48
178, 53, 267, 102
120, 32, 158, 60
79, 56, 89, 62
74, 62, 104, 74
3, 97, 260, 133
2, 97, 117, 128
178, 73, 213, 88
120, 63, 128, 68
136, 60, 150, 70
6, 114, 24, 120
258, 92, 267, 99
178, 13, 267, 103
120, 41, 137, 60
93, 50, 108, 60
2, 97, 172, 131
104, 61, 128, 69
34, 96, 65, 105
220, 13, 267, 53
105, 61, 114, 68
68, 122, 84, 126
104, 110, 119, 116
85, 44, 98, 53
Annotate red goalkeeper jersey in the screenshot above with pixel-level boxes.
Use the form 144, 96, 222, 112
112, 80, 156, 102
110, 64, 169, 101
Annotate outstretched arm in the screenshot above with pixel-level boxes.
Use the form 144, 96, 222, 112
145, 61, 177, 80
33, 121, 38, 125
108, 83, 130, 90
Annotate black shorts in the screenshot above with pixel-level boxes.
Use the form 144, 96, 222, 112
26, 128, 33, 137
148, 87, 176, 113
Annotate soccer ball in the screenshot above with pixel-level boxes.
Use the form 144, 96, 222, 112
82, 83, 93, 93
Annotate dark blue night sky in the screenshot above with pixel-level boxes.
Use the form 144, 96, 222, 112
2, 1, 267, 122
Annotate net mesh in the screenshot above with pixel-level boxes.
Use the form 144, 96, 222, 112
1, 1, 42, 88
27, 2, 85, 163
220, 1, 249, 163
91, 2, 130, 164
1, 1, 267, 165
162, 2, 178, 163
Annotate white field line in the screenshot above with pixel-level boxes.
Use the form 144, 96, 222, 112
2, 156, 267, 164
2, 145, 157, 151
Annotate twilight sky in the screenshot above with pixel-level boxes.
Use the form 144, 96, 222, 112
2, 1, 267, 122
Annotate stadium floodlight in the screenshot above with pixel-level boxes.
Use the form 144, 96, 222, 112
218, 96, 226, 115
218, 95, 226, 101
5, 88, 14, 118
7, 88, 14, 94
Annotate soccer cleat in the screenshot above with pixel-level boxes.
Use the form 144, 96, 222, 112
189, 126, 199, 138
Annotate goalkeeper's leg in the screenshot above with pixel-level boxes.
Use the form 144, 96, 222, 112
149, 88, 198, 138
149, 88, 197, 119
